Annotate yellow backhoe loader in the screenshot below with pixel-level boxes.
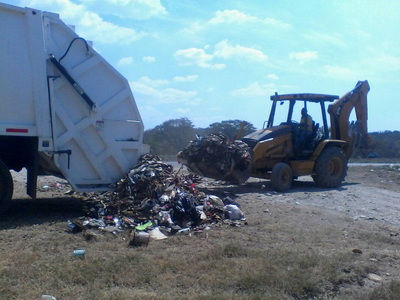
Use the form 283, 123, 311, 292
240, 80, 370, 191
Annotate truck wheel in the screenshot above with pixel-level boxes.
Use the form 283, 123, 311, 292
0, 159, 13, 215
271, 163, 292, 192
313, 147, 347, 188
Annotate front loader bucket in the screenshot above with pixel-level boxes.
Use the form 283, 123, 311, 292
177, 133, 253, 184
222, 156, 253, 184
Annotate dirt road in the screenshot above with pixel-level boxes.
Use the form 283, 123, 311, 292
9, 165, 400, 229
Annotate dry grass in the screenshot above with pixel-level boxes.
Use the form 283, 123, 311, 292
1, 168, 400, 299
356, 281, 400, 300
1, 209, 399, 300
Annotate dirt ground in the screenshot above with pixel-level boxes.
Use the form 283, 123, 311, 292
1, 165, 400, 299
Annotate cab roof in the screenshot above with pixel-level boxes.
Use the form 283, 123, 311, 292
270, 93, 339, 103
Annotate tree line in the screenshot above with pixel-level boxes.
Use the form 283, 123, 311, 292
352, 131, 400, 159
144, 118, 400, 158
144, 118, 255, 155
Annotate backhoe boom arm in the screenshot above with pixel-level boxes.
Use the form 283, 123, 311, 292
328, 80, 370, 158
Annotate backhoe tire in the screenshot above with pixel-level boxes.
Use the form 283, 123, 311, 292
0, 159, 13, 215
313, 147, 347, 188
271, 163, 292, 193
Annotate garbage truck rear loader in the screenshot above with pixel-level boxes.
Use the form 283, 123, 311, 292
0, 3, 149, 213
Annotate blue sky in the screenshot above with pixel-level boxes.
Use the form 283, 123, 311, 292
5, 0, 400, 132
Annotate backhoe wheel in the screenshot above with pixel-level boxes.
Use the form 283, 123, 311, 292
313, 147, 347, 188
271, 163, 292, 192
0, 159, 13, 215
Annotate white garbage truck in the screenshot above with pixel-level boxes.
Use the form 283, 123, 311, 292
0, 2, 149, 213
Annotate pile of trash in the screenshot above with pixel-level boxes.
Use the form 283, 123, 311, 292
68, 154, 245, 244
177, 133, 253, 184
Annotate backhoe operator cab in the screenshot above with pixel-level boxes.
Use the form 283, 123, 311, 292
242, 80, 370, 192
266, 92, 339, 156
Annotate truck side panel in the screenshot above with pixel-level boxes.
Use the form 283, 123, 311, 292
0, 4, 50, 136
0, 3, 149, 193
45, 10, 149, 191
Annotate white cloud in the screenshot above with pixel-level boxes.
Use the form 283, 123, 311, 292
231, 82, 276, 97
143, 56, 156, 63
138, 76, 169, 88
174, 41, 266, 69
118, 56, 134, 66
79, 0, 166, 19
185, 10, 290, 33
209, 10, 257, 25
378, 55, 400, 71
304, 31, 346, 48
214, 40, 267, 61
210, 63, 227, 70
140, 105, 163, 117
289, 51, 318, 64
323, 65, 353, 79
173, 75, 198, 82
19, 0, 146, 44
79, 11, 145, 44
130, 82, 198, 104
206, 87, 215, 92
266, 74, 279, 80
186, 98, 202, 106
263, 17, 290, 29
175, 108, 190, 114
174, 48, 226, 70
208, 10, 290, 28
19, 0, 85, 19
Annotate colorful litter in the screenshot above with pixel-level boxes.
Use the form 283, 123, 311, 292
67, 154, 246, 246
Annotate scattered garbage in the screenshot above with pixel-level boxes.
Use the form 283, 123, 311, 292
136, 221, 153, 231
42, 295, 57, 300
177, 228, 191, 235
149, 227, 168, 240
52, 182, 63, 188
177, 133, 252, 184
67, 154, 245, 244
41, 181, 70, 192
73, 249, 85, 258
353, 215, 377, 221
67, 220, 83, 234
370, 258, 378, 262
224, 204, 246, 220
367, 273, 382, 282
130, 232, 150, 247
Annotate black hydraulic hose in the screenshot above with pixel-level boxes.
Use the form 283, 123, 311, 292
50, 55, 97, 110
59, 37, 89, 63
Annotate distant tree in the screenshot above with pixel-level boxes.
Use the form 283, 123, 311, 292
144, 118, 196, 155
352, 130, 400, 158
144, 118, 258, 156
194, 127, 209, 137
206, 119, 256, 141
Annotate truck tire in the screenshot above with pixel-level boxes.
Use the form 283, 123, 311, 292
271, 162, 292, 192
313, 147, 347, 188
0, 159, 13, 215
